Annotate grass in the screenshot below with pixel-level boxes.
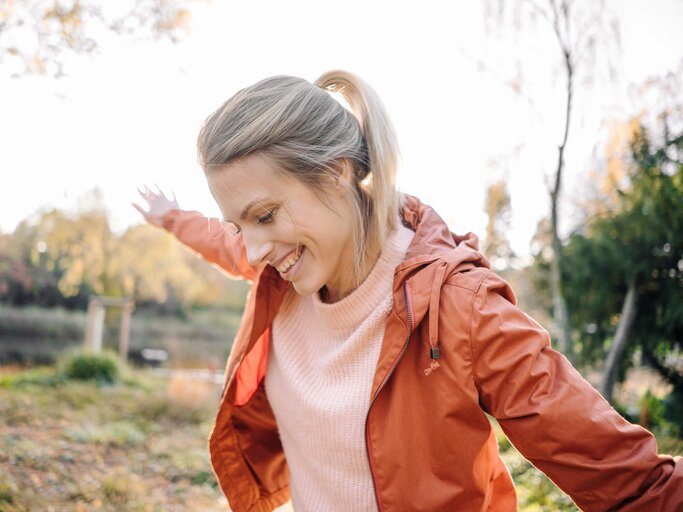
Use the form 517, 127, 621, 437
0, 365, 227, 512
491, 409, 683, 512
1, 361, 680, 511
492, 420, 579, 511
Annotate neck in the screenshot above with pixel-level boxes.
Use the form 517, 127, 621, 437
321, 220, 388, 304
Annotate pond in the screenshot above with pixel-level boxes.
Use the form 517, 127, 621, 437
0, 305, 240, 369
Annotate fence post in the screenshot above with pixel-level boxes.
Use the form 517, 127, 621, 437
119, 303, 133, 363
84, 296, 134, 357
84, 297, 104, 353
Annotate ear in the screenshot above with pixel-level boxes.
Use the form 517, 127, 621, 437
332, 158, 355, 193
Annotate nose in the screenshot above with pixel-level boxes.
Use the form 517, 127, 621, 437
242, 229, 274, 266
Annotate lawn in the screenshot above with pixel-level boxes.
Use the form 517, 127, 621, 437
0, 366, 227, 512
1, 362, 679, 511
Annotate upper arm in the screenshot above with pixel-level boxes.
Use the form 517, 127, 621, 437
470, 272, 683, 511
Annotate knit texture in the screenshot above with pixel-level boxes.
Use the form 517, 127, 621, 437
265, 224, 414, 512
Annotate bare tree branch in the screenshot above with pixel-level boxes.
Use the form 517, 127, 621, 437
0, 0, 195, 78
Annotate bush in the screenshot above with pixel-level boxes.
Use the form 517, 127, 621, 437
640, 389, 682, 439
612, 401, 637, 424
641, 390, 666, 427
663, 390, 683, 439
59, 350, 121, 384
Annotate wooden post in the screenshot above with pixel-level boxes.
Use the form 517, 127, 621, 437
119, 304, 133, 363
84, 298, 104, 352
84, 299, 96, 351
84, 296, 134, 358
91, 305, 105, 354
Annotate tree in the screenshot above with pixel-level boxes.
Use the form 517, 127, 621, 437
1, 0, 192, 77
0, 228, 38, 305
562, 120, 683, 402
483, 178, 515, 270
112, 223, 206, 305
0, 192, 249, 312
484, 0, 619, 364
30, 195, 117, 299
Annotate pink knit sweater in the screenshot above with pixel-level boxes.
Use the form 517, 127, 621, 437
265, 225, 414, 512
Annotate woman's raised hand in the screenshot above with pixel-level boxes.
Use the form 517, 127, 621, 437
132, 185, 180, 227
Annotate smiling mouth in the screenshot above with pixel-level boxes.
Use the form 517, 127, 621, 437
275, 246, 304, 274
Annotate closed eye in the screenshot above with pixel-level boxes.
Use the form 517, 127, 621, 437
221, 219, 241, 235
257, 208, 277, 225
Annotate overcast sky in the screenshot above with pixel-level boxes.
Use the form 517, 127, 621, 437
1, 0, 682, 259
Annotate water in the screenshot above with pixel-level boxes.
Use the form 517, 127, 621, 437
0, 333, 234, 369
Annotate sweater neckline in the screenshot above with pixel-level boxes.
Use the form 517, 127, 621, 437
310, 224, 414, 332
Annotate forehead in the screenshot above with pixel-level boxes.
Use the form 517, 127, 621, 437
206, 154, 299, 219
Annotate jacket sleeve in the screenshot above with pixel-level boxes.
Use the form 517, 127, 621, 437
470, 271, 683, 512
162, 209, 258, 281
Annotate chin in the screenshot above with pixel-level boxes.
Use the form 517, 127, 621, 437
290, 278, 322, 297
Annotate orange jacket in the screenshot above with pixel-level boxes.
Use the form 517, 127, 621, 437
163, 196, 683, 512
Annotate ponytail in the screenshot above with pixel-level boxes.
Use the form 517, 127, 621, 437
315, 71, 400, 246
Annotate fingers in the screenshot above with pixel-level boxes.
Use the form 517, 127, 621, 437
136, 183, 178, 210
137, 186, 153, 202
137, 185, 160, 204
132, 202, 147, 216
154, 182, 168, 200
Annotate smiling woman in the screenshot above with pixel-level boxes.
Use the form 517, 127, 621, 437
207, 153, 360, 300
133, 70, 683, 512
198, 72, 399, 302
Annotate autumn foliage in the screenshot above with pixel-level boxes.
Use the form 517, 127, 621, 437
0, 194, 248, 312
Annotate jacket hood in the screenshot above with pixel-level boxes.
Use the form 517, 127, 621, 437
400, 194, 487, 257
393, 195, 492, 375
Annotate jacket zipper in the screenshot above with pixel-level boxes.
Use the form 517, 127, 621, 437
365, 280, 414, 512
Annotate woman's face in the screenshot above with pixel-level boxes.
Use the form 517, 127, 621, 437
207, 153, 358, 299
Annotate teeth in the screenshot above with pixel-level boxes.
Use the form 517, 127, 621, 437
276, 248, 302, 273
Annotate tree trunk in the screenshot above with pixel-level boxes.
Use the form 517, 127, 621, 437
601, 276, 638, 403
549, 39, 575, 364
549, 239, 573, 363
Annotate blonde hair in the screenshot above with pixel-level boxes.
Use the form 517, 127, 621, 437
197, 70, 400, 282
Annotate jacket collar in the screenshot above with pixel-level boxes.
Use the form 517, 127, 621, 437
387, 195, 490, 377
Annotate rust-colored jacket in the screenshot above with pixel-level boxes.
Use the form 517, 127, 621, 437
163, 196, 683, 512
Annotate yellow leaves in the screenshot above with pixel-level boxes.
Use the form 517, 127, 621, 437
582, 115, 645, 219
6, 195, 247, 308
24, 205, 114, 297
6, 0, 193, 76
58, 258, 84, 297
113, 223, 221, 304
627, 116, 643, 143
483, 178, 514, 268
157, 8, 191, 31
44, 0, 83, 45
0, 0, 15, 23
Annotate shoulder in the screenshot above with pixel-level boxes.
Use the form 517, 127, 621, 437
442, 268, 515, 305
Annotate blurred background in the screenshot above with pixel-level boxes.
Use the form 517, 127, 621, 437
1, 0, 682, 510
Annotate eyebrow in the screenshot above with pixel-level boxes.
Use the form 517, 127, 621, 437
239, 199, 269, 221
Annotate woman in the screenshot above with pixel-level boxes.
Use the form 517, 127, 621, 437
135, 71, 683, 511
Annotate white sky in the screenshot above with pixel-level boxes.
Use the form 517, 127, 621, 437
1, 0, 682, 259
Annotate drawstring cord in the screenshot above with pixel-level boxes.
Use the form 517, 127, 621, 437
424, 262, 447, 376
